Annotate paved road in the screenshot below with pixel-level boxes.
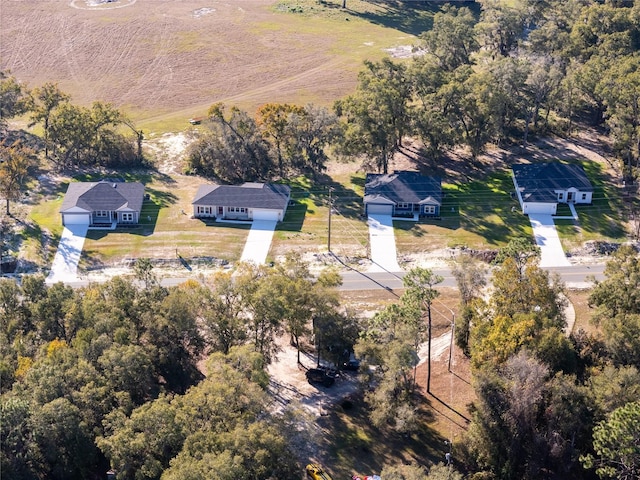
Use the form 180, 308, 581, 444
40, 258, 606, 291
336, 264, 605, 292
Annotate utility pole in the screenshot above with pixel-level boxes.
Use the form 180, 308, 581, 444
327, 187, 333, 252
448, 314, 455, 373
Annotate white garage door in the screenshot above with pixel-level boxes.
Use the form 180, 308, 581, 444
523, 202, 556, 215
252, 210, 280, 221
63, 214, 90, 225
367, 204, 393, 215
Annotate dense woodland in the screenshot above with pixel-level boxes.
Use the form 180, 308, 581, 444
1, 1, 640, 479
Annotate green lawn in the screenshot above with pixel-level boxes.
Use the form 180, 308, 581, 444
395, 169, 531, 253
555, 161, 628, 251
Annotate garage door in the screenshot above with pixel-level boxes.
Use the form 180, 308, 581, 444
252, 210, 280, 221
523, 202, 556, 215
63, 214, 90, 225
367, 204, 393, 215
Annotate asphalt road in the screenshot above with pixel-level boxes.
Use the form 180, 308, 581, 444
335, 264, 605, 291
154, 263, 606, 291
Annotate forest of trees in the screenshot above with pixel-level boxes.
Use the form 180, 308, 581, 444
0, 254, 356, 479
1, 244, 639, 479
183, 0, 640, 184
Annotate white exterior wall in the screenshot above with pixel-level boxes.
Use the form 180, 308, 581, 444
194, 205, 216, 217
575, 191, 592, 204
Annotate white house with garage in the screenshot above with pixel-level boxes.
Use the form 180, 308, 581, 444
364, 171, 442, 218
60, 181, 145, 228
192, 182, 291, 222
512, 162, 594, 215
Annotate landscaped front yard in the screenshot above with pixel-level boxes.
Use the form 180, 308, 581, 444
23, 156, 630, 272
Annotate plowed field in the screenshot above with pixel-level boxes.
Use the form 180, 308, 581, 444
0, 0, 422, 128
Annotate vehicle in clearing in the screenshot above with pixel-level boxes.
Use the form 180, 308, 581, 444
305, 367, 336, 387
342, 353, 360, 371
306, 463, 333, 480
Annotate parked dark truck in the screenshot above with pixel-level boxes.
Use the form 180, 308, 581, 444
305, 367, 336, 387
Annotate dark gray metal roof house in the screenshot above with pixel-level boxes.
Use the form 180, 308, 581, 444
512, 163, 594, 215
364, 171, 442, 217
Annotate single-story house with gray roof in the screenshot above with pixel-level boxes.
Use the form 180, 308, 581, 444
60, 181, 145, 228
192, 182, 291, 222
512, 162, 594, 215
364, 171, 442, 217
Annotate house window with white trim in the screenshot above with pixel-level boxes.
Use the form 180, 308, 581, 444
95, 210, 109, 218
198, 206, 212, 215
582, 193, 587, 200
121, 212, 134, 223
397, 202, 410, 209
558, 192, 564, 201
424, 205, 436, 215
229, 207, 246, 213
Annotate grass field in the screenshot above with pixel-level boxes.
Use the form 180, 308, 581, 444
1, 0, 439, 132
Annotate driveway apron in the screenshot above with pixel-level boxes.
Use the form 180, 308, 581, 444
46, 225, 89, 283
240, 220, 277, 265
367, 214, 401, 272
528, 213, 571, 267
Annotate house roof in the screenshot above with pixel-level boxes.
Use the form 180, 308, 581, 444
61, 181, 145, 213
364, 171, 442, 206
192, 183, 291, 210
512, 163, 594, 203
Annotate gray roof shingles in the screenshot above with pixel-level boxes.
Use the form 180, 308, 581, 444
192, 183, 291, 210
512, 163, 594, 203
61, 181, 145, 212
364, 171, 442, 206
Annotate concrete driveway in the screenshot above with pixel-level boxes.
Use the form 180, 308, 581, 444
367, 214, 401, 272
240, 220, 277, 265
528, 213, 571, 268
46, 225, 89, 284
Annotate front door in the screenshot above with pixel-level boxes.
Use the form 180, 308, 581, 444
567, 191, 574, 202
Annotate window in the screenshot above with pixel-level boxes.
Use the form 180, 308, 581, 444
198, 206, 211, 215
121, 212, 134, 223
95, 210, 109, 217
582, 193, 587, 200
229, 207, 246, 213
397, 202, 410, 209
424, 205, 436, 215
558, 192, 564, 201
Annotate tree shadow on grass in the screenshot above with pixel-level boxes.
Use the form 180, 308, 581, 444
318, 172, 367, 220
329, 0, 443, 36
319, 390, 446, 479
278, 199, 308, 233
